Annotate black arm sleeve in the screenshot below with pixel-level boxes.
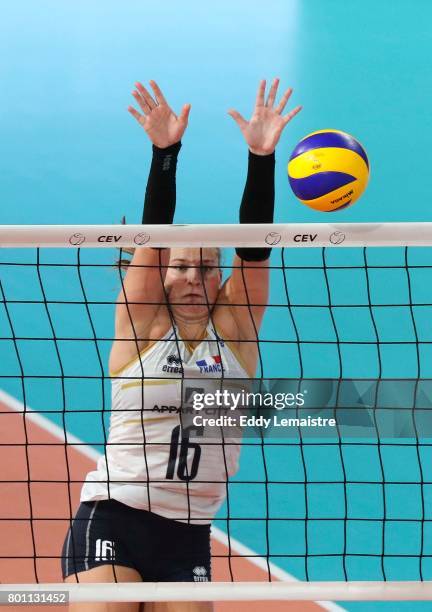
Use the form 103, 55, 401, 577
141, 141, 182, 225
235, 150, 275, 262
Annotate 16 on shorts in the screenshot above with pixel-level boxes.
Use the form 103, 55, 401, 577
61, 499, 211, 582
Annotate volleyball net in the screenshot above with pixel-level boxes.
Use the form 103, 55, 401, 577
1, 222, 432, 603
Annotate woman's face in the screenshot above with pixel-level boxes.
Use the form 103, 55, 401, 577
164, 247, 221, 319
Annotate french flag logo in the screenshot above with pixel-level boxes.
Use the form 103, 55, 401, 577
196, 356, 221, 367
196, 355, 223, 372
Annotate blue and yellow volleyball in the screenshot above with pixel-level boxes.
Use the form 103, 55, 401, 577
287, 129, 369, 212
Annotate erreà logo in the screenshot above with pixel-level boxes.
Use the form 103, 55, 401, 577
162, 354, 183, 373
193, 566, 208, 582
167, 354, 181, 366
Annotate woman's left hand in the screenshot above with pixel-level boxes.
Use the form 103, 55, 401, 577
228, 78, 302, 155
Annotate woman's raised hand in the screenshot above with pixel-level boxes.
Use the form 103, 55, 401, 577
228, 78, 302, 155
128, 80, 191, 148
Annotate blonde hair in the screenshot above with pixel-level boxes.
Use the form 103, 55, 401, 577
116, 247, 222, 272
116, 218, 221, 272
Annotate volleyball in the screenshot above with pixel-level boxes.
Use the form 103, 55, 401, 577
287, 129, 370, 212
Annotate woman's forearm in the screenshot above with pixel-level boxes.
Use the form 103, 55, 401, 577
236, 150, 275, 262
142, 141, 182, 225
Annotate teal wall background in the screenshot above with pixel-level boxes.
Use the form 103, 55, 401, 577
1, 2, 432, 609
1, 0, 431, 225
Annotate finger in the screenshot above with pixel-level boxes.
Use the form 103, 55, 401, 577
132, 90, 151, 115
135, 82, 157, 109
283, 105, 303, 124
149, 80, 168, 106
255, 79, 266, 108
275, 87, 293, 114
266, 77, 280, 107
227, 109, 248, 130
127, 106, 144, 123
178, 103, 191, 125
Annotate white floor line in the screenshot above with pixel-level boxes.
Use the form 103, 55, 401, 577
0, 387, 346, 610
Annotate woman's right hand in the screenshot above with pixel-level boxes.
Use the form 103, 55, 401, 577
128, 80, 191, 148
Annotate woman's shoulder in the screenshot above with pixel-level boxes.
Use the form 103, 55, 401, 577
109, 312, 172, 375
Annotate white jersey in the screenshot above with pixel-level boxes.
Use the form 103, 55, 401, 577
80, 322, 250, 524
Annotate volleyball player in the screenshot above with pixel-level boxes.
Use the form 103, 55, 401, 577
62, 78, 301, 612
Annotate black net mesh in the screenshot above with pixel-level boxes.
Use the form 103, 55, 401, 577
1, 244, 432, 584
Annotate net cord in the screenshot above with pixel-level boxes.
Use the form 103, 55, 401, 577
1, 581, 432, 601
2, 223, 431, 600
1, 222, 432, 248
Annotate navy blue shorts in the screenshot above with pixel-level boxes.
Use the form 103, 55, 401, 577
61, 499, 211, 582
